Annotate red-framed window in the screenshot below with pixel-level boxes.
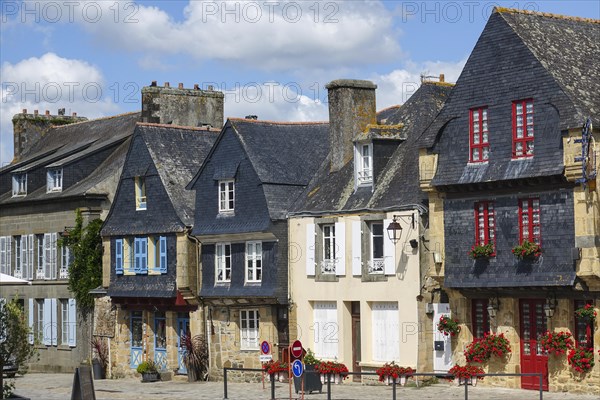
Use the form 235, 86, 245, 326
470, 107, 489, 162
518, 198, 541, 244
512, 99, 534, 158
574, 300, 594, 349
475, 201, 495, 248
472, 299, 490, 339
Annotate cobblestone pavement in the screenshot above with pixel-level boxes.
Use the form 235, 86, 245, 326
10, 373, 599, 400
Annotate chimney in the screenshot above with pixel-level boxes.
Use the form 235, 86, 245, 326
22, 109, 27, 114
72, 112, 77, 117
194, 84, 199, 90
45, 110, 50, 116
326, 79, 377, 172
151, 80, 157, 87
439, 74, 445, 83
245, 115, 258, 120
178, 83, 184, 89
58, 108, 65, 116
33, 110, 39, 116
164, 82, 170, 88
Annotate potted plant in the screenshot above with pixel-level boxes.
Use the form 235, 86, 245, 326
315, 361, 349, 384
181, 333, 209, 382
136, 360, 160, 382
375, 362, 414, 386
263, 360, 288, 382
539, 331, 574, 356
437, 315, 461, 337
468, 243, 494, 259
293, 349, 322, 394
464, 332, 511, 363
575, 304, 597, 323
511, 240, 542, 261
567, 347, 595, 373
90, 337, 108, 379
448, 364, 484, 386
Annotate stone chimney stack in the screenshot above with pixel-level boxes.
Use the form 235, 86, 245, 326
326, 79, 377, 172
141, 81, 224, 129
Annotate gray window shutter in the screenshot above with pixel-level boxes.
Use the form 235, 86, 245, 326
334, 222, 346, 276
383, 219, 396, 275
68, 299, 76, 347
306, 224, 315, 275
28, 298, 34, 344
352, 221, 362, 275
43, 298, 51, 345
51, 298, 57, 346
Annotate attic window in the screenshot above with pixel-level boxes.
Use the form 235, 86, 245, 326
355, 143, 373, 186
219, 179, 235, 213
469, 107, 489, 162
513, 99, 534, 158
47, 168, 63, 192
12, 173, 27, 197
135, 177, 147, 210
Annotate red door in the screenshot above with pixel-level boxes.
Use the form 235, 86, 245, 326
519, 299, 548, 391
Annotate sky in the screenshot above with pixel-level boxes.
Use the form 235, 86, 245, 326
1, 0, 598, 166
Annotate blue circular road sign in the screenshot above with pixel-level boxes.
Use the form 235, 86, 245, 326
292, 359, 304, 378
261, 341, 270, 355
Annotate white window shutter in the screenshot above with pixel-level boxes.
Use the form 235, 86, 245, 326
0, 237, 6, 274
68, 299, 76, 347
20, 235, 27, 276
372, 302, 399, 361
334, 222, 345, 276
51, 233, 58, 279
306, 224, 316, 275
351, 221, 362, 276
44, 233, 51, 279
43, 298, 52, 345
28, 298, 34, 344
28, 234, 34, 280
51, 298, 57, 346
383, 219, 396, 275
6, 238, 11, 274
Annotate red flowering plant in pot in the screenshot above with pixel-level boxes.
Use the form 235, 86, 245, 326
575, 304, 597, 323
315, 361, 349, 384
468, 243, 495, 260
464, 332, 511, 363
567, 347, 595, 373
437, 315, 461, 337
511, 240, 542, 261
262, 360, 288, 382
375, 362, 414, 386
539, 331, 574, 356
448, 364, 484, 386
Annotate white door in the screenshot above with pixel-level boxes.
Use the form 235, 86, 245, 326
433, 303, 452, 372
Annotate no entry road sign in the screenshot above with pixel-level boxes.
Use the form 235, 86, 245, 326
291, 340, 303, 358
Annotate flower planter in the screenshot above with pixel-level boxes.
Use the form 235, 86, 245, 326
385, 375, 408, 386
141, 372, 160, 382
320, 373, 342, 384
293, 364, 322, 394
455, 377, 477, 387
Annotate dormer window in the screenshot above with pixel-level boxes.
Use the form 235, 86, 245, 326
135, 177, 146, 210
355, 143, 373, 186
219, 179, 235, 213
47, 169, 63, 192
12, 174, 27, 197
469, 107, 489, 162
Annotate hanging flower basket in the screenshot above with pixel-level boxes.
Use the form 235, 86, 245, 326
375, 362, 414, 386
437, 315, 461, 337
468, 243, 494, 259
575, 304, 597, 322
567, 347, 595, 373
539, 331, 574, 356
511, 240, 541, 260
464, 332, 511, 363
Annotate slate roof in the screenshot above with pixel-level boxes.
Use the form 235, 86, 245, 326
135, 123, 219, 226
189, 118, 330, 220
0, 112, 139, 203
291, 82, 452, 214
419, 8, 600, 149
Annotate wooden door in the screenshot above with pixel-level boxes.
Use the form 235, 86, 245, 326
351, 302, 361, 382
519, 299, 548, 391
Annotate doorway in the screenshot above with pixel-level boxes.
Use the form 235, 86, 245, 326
519, 299, 548, 391
351, 301, 361, 382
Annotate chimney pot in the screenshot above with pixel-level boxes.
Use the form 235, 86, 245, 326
34, 110, 39, 116
164, 82, 170, 88
45, 110, 50, 116
194, 84, 199, 90
151, 80, 157, 87
208, 85, 214, 91
245, 115, 258, 120
22, 109, 27, 114
439, 74, 445, 83
58, 108, 65, 116
73, 112, 77, 117
178, 83, 184, 89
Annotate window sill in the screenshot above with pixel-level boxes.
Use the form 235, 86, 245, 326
217, 211, 235, 217
467, 161, 489, 166
245, 281, 262, 285
240, 348, 260, 352
511, 156, 534, 160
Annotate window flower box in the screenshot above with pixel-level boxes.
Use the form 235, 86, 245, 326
315, 361, 349, 384
511, 240, 541, 261
468, 243, 494, 259
263, 360, 288, 382
448, 364, 484, 386
375, 362, 414, 386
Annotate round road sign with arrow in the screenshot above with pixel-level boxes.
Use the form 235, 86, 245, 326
292, 359, 304, 378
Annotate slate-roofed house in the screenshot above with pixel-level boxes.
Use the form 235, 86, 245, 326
287, 78, 452, 380
100, 122, 219, 377
186, 117, 329, 378
418, 8, 599, 393
0, 110, 139, 372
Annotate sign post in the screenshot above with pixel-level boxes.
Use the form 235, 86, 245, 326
260, 341, 272, 390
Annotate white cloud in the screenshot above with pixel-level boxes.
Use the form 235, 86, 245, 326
31, 0, 402, 72
0, 53, 120, 165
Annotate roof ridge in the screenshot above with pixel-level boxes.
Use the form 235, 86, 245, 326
228, 117, 328, 125
377, 104, 401, 113
495, 7, 600, 24
136, 122, 221, 132
50, 111, 140, 130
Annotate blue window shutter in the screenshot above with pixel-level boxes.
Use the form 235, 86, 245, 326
159, 236, 167, 273
134, 238, 141, 273
115, 239, 123, 274
141, 238, 147, 273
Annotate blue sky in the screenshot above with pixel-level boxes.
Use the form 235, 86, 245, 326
1, 0, 598, 165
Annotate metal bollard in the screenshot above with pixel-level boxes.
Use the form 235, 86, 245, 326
270, 373, 276, 400
392, 377, 397, 400
327, 373, 332, 400
223, 368, 228, 400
